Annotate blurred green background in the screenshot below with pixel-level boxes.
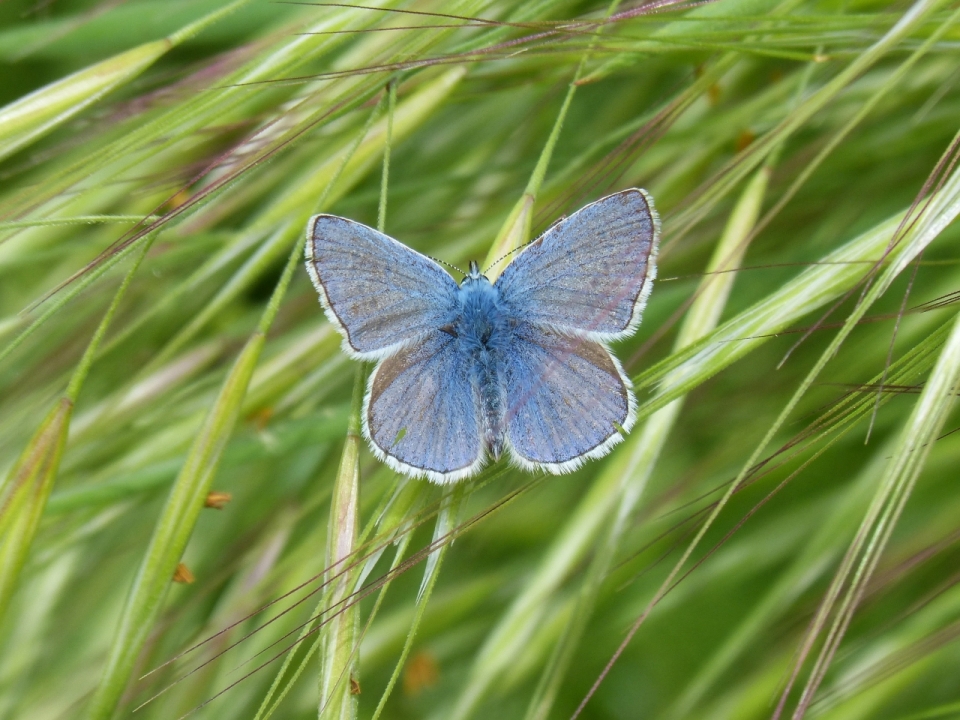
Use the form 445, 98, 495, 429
1, 1, 959, 719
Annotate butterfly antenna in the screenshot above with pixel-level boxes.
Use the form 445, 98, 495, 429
482, 236, 540, 275
481, 206, 575, 274
427, 254, 465, 277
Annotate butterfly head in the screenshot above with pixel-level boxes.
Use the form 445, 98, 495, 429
461, 260, 489, 288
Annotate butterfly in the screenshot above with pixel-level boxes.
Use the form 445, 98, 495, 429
304, 189, 659, 483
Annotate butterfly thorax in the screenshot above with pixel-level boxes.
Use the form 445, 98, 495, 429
455, 268, 510, 460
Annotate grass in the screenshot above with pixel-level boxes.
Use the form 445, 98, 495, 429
1, 0, 960, 719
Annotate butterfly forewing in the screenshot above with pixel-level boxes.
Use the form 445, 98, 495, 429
365, 332, 484, 483
495, 189, 658, 341
503, 323, 634, 472
306, 215, 459, 358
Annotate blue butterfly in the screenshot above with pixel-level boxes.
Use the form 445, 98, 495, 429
304, 189, 659, 483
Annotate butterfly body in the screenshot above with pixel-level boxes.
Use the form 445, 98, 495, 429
305, 189, 660, 483
455, 261, 513, 461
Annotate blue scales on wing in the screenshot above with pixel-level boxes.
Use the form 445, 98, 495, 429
365, 332, 484, 481
494, 189, 658, 341
306, 215, 460, 358
502, 323, 634, 472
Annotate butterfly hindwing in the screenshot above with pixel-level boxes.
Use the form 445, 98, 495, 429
365, 331, 484, 483
306, 215, 460, 358
495, 189, 658, 340
503, 323, 635, 472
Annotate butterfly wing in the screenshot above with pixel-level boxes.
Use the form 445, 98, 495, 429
503, 323, 634, 472
494, 189, 658, 340
364, 332, 484, 483
306, 214, 460, 359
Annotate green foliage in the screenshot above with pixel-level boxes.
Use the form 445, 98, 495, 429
0, 1, 959, 719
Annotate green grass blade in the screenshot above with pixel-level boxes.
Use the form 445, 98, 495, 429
668, 0, 950, 241
85, 223, 305, 720
316, 78, 397, 720
524, 164, 770, 720
786, 306, 960, 717
0, 399, 72, 619
317, 369, 364, 720
635, 153, 960, 418
582, 127, 960, 718
668, 316, 958, 715
0, 0, 250, 162
370, 484, 464, 720
85, 332, 267, 720
0, 235, 153, 620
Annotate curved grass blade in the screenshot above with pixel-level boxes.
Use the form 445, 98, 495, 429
572, 122, 960, 719
668, 323, 959, 716
780, 305, 960, 718
523, 164, 769, 720
84, 222, 304, 720
371, 23, 596, 712
0, 1, 405, 228
318, 79, 396, 720
0, 234, 155, 621
665, 0, 952, 245
370, 484, 464, 720
146, 67, 466, 371
0, 0, 251, 162
0, 400, 72, 619
317, 368, 364, 720
634, 143, 960, 423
